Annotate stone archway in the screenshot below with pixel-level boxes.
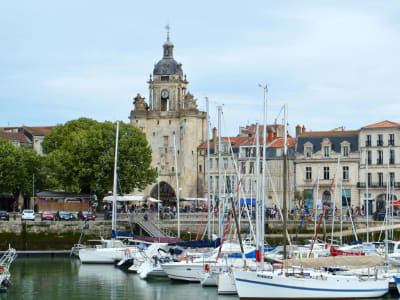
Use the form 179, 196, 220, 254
150, 181, 176, 203
376, 194, 397, 213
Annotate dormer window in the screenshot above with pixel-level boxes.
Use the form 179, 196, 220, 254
343, 146, 349, 157
324, 146, 330, 157
306, 147, 312, 158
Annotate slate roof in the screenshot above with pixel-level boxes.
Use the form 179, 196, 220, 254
296, 130, 359, 154
0, 131, 30, 144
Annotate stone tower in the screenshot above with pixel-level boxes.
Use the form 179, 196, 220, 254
129, 32, 207, 202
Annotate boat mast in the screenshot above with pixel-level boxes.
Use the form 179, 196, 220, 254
255, 123, 260, 261
173, 134, 180, 239
366, 150, 369, 243
331, 157, 340, 244
206, 97, 212, 239
282, 104, 288, 260
261, 84, 267, 269
218, 105, 222, 237
314, 168, 320, 237
158, 168, 160, 243
112, 121, 120, 244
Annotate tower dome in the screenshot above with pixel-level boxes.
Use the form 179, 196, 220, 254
153, 33, 183, 76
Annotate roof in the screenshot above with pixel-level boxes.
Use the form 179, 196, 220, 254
0, 131, 30, 144
268, 137, 296, 148
301, 130, 359, 136
296, 131, 359, 154
23, 126, 53, 135
198, 136, 249, 149
37, 191, 90, 198
362, 120, 400, 129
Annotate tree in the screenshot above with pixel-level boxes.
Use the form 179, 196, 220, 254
43, 118, 157, 197
0, 139, 46, 204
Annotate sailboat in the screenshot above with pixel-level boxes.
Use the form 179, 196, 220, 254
78, 121, 140, 264
233, 104, 390, 299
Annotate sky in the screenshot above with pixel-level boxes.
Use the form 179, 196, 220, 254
1, 1, 399, 136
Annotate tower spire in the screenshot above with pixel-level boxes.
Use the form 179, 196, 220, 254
165, 24, 170, 41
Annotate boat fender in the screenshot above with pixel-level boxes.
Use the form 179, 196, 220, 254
189, 256, 194, 263
177, 254, 184, 262
204, 264, 210, 272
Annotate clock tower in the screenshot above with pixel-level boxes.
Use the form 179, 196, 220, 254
130, 32, 207, 202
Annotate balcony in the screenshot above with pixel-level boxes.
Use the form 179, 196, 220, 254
365, 141, 371, 147
389, 140, 395, 146
357, 182, 400, 188
377, 140, 383, 146
377, 159, 383, 165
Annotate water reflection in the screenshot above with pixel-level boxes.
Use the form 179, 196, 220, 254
2, 258, 235, 300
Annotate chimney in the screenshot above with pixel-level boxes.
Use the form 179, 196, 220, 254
267, 127, 273, 142
212, 127, 217, 142
302, 125, 306, 134
296, 124, 301, 137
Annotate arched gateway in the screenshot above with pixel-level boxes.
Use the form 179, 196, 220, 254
150, 182, 176, 204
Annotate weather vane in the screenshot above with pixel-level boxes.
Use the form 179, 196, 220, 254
165, 24, 170, 39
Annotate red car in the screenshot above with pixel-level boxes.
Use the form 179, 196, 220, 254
78, 211, 96, 221
41, 211, 56, 221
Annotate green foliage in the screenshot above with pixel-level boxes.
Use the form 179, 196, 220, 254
43, 118, 156, 197
0, 139, 45, 198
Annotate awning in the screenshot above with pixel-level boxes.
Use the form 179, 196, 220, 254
147, 197, 162, 203
391, 199, 400, 206
103, 195, 145, 202
236, 198, 256, 205
183, 197, 208, 202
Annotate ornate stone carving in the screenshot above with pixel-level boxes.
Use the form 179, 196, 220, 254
133, 93, 148, 111
183, 92, 198, 111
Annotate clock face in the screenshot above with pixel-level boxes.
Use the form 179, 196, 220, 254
161, 89, 169, 98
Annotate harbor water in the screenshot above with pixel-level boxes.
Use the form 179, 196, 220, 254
1, 257, 399, 300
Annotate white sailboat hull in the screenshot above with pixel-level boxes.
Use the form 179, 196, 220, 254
233, 269, 389, 299
78, 247, 124, 264
217, 272, 237, 295
162, 262, 205, 282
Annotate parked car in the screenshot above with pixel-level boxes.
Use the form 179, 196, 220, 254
78, 211, 96, 221
0, 211, 9, 221
21, 209, 35, 221
56, 211, 73, 221
41, 211, 56, 221
70, 211, 79, 221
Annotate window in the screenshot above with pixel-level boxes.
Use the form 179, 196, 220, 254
199, 165, 202, 173
390, 172, 395, 186
367, 173, 372, 186
323, 167, 330, 180
306, 147, 312, 158
343, 146, 349, 157
367, 151, 372, 165
389, 134, 395, 146
378, 172, 384, 187
209, 158, 213, 169
169, 120, 171, 125
241, 162, 245, 174
153, 132, 155, 137
305, 167, 312, 181
324, 146, 330, 157
366, 135, 371, 146
163, 136, 169, 147
172, 167, 174, 172
342, 189, 351, 208
157, 120, 159, 125
135, 119, 139, 123
343, 166, 349, 181
161, 75, 169, 81
390, 150, 395, 164
259, 161, 263, 174
224, 144, 229, 153
304, 189, 314, 209
377, 150, 383, 165
223, 158, 228, 169
377, 134, 383, 146
249, 162, 254, 174
165, 148, 168, 154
